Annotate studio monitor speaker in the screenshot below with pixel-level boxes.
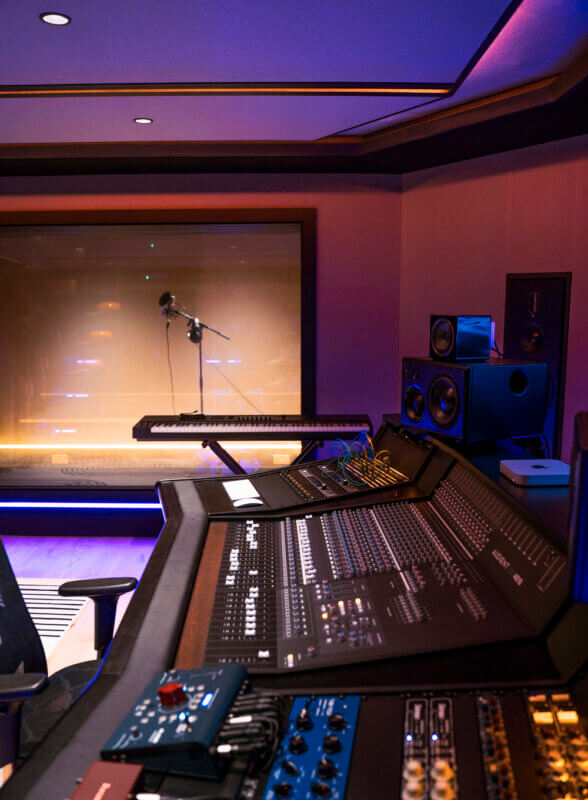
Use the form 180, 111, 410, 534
401, 356, 548, 442
503, 272, 571, 458
430, 315, 491, 361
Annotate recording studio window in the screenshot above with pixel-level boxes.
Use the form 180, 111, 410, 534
0, 218, 312, 470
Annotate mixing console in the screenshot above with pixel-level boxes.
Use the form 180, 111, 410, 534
6, 423, 585, 800
195, 458, 567, 673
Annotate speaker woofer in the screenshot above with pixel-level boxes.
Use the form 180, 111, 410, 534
430, 317, 455, 358
428, 375, 460, 428
404, 385, 426, 423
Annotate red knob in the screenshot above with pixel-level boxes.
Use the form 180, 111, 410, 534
157, 681, 187, 707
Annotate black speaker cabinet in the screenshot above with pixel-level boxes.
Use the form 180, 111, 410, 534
503, 272, 571, 458
429, 314, 491, 361
401, 356, 548, 442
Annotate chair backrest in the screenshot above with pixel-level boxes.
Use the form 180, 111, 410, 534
0, 538, 47, 675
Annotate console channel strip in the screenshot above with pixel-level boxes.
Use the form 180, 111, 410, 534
195, 460, 566, 673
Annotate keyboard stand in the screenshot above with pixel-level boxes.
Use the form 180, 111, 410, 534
202, 439, 247, 475
290, 439, 321, 465
202, 437, 323, 475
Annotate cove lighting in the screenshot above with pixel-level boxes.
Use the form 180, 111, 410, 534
40, 12, 71, 25
0, 502, 161, 510
0, 442, 301, 451
134, 117, 153, 124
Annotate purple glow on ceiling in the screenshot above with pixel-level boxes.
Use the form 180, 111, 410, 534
0, 0, 585, 144
2, 0, 512, 85
337, 0, 587, 136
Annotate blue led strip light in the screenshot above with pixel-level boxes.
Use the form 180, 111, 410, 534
0, 502, 161, 510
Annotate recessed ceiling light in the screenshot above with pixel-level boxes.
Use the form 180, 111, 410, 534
134, 118, 153, 124
40, 12, 71, 25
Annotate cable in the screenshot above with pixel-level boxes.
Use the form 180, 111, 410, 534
320, 433, 395, 487
491, 339, 504, 358
165, 321, 177, 415
203, 352, 263, 414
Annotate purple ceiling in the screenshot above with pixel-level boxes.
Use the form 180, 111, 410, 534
4, 1, 510, 84
336, 0, 588, 137
0, 0, 585, 145
0, 95, 418, 143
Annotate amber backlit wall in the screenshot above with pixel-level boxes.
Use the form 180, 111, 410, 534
0, 223, 301, 445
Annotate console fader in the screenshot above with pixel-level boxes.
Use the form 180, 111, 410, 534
189, 456, 567, 674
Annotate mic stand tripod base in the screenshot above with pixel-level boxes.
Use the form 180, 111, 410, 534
202, 439, 247, 475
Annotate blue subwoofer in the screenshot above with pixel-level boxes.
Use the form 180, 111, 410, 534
401, 356, 548, 442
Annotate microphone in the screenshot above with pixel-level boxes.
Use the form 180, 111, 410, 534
158, 291, 177, 318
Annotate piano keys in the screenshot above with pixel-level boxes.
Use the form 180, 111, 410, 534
132, 414, 373, 442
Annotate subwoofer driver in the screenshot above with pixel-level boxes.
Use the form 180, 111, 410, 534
427, 375, 460, 429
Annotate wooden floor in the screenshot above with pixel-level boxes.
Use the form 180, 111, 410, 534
2, 534, 157, 674
3, 534, 155, 579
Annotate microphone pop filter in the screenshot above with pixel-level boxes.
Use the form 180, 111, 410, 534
158, 292, 171, 307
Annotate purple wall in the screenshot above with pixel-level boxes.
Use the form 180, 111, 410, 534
400, 134, 588, 459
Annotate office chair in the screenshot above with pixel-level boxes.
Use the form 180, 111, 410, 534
0, 536, 137, 773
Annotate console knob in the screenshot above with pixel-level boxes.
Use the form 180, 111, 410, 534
130, 725, 140, 738
430, 781, 456, 800
328, 712, 346, 731
273, 782, 293, 798
323, 734, 342, 754
311, 781, 332, 798
317, 757, 337, 780
403, 758, 424, 779
157, 682, 187, 707
281, 759, 299, 777
401, 779, 425, 800
289, 734, 308, 755
430, 759, 454, 780
296, 706, 314, 731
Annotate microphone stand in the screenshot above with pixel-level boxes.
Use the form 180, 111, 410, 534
165, 305, 230, 415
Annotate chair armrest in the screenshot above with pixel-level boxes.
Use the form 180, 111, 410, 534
58, 578, 138, 658
0, 674, 48, 769
58, 577, 137, 598
0, 674, 48, 706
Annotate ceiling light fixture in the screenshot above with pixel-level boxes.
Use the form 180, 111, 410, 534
39, 12, 71, 25
134, 117, 153, 124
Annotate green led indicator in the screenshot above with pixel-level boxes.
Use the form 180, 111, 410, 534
149, 243, 155, 248
145, 274, 150, 280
